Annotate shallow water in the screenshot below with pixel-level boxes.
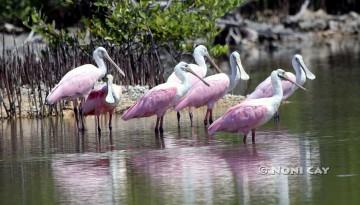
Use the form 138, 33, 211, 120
1, 39, 360, 205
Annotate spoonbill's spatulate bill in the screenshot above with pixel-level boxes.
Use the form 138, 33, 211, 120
208, 69, 306, 143
46, 47, 125, 129
175, 51, 249, 126
166, 45, 221, 126
82, 74, 122, 132
122, 62, 210, 132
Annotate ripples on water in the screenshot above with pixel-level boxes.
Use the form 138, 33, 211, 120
1, 38, 360, 205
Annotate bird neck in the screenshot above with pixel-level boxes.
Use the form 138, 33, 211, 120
181, 72, 191, 90
94, 54, 107, 77
228, 57, 241, 92
175, 71, 191, 98
193, 52, 207, 68
292, 60, 306, 86
271, 73, 283, 102
105, 79, 116, 104
110, 80, 120, 101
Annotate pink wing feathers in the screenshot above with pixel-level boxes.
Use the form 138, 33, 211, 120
175, 74, 230, 110
208, 103, 268, 135
82, 83, 122, 116
246, 76, 272, 99
122, 87, 177, 120
55, 64, 96, 85
246, 72, 296, 100
82, 83, 107, 116
46, 65, 103, 104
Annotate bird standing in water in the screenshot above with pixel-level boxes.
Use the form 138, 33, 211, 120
46, 47, 125, 130
122, 62, 210, 132
167, 45, 221, 126
246, 54, 315, 120
82, 74, 122, 132
175, 51, 249, 126
208, 69, 306, 143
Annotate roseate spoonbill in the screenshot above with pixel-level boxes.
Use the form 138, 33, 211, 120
46, 47, 125, 129
167, 45, 221, 126
246, 54, 315, 119
82, 74, 121, 132
122, 62, 210, 132
208, 69, 306, 143
175, 51, 249, 126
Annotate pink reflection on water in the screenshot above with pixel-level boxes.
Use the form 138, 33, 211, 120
52, 155, 114, 204
130, 129, 319, 204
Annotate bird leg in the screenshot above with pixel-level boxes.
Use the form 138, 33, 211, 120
177, 111, 181, 127
109, 132, 114, 150
79, 98, 85, 131
189, 107, 193, 127
155, 131, 165, 149
109, 112, 113, 131
243, 134, 247, 144
73, 100, 80, 129
209, 109, 213, 124
74, 107, 79, 127
189, 112, 193, 127
204, 109, 210, 126
97, 115, 101, 133
155, 117, 160, 132
274, 111, 280, 122
159, 116, 164, 133
97, 132, 102, 152
251, 129, 256, 143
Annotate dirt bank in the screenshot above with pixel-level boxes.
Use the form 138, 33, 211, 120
0, 85, 245, 119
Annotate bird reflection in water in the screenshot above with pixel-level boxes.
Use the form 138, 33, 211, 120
155, 131, 165, 149
52, 156, 113, 204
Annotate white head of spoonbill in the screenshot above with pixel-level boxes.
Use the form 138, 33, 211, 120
231, 51, 250, 80
105, 74, 115, 104
93, 47, 126, 77
194, 45, 222, 73
293, 54, 316, 80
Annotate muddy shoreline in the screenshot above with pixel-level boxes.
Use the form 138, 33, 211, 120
0, 85, 245, 119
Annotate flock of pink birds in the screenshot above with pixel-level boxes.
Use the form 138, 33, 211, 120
46, 45, 315, 143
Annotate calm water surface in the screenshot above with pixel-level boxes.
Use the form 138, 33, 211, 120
1, 40, 360, 205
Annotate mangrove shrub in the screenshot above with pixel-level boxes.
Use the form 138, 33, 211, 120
27, 0, 242, 54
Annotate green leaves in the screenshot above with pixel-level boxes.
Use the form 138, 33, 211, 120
88, 0, 241, 52
23, 0, 242, 55
210, 44, 229, 57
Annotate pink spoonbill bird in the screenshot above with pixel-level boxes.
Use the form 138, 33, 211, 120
82, 74, 122, 132
122, 62, 210, 132
167, 45, 221, 126
175, 51, 249, 126
208, 69, 306, 143
246, 54, 315, 119
46, 47, 125, 129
